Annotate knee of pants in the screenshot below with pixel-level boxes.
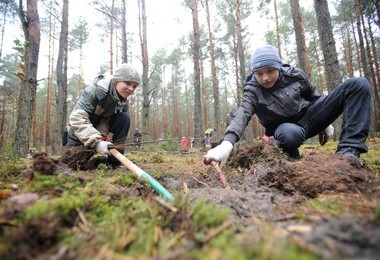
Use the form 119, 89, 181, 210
274, 123, 305, 150
110, 112, 131, 139
117, 112, 130, 122
345, 77, 371, 95
112, 112, 130, 127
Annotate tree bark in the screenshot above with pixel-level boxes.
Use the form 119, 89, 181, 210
364, 10, 380, 131
190, 0, 202, 146
138, 0, 150, 136
109, 0, 114, 73
15, 0, 40, 156
273, 0, 282, 58
235, 0, 245, 98
290, 0, 311, 75
121, 0, 128, 63
205, 0, 221, 136
314, 0, 341, 91
44, 6, 55, 153
55, 0, 69, 154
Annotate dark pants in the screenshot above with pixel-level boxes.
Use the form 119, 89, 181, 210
66, 112, 131, 165
274, 77, 371, 153
106, 112, 131, 165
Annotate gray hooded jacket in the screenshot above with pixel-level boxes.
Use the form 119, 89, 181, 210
67, 76, 129, 148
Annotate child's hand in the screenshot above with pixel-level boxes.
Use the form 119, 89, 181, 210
95, 141, 113, 155
203, 141, 233, 166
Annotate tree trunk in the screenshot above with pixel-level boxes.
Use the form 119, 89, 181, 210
15, 0, 40, 157
311, 34, 327, 95
172, 73, 180, 138
374, 0, 380, 30
190, 0, 202, 146
0, 89, 7, 143
109, 0, 114, 73
55, 0, 69, 154
162, 66, 167, 136
233, 33, 240, 106
274, 0, 282, 58
314, 0, 341, 91
121, 0, 128, 63
205, 0, 221, 137
342, 26, 354, 77
354, 0, 370, 79
350, 18, 362, 76
290, 0, 311, 75
365, 11, 380, 131
138, 0, 150, 136
200, 56, 207, 127
44, 9, 55, 153
235, 0, 245, 95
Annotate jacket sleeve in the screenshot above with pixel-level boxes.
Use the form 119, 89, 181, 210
224, 85, 257, 145
69, 84, 103, 148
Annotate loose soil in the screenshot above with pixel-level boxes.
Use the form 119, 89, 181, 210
1, 140, 380, 259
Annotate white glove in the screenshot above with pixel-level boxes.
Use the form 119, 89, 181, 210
203, 141, 233, 165
319, 124, 334, 146
95, 141, 113, 155
325, 124, 334, 137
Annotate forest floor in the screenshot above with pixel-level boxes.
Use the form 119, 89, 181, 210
0, 138, 380, 259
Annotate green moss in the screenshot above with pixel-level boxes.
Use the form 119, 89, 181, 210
24, 190, 89, 220
149, 153, 165, 163
191, 199, 230, 229
113, 175, 135, 186
0, 160, 24, 183
308, 198, 343, 215
26, 174, 82, 193
362, 149, 380, 171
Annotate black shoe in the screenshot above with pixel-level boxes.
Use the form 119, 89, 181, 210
336, 147, 362, 168
284, 149, 301, 161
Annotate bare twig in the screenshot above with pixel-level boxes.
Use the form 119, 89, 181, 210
153, 196, 178, 212
191, 176, 210, 187
201, 219, 233, 244
211, 161, 229, 188
76, 207, 92, 233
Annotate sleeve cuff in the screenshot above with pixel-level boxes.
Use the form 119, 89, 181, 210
223, 133, 238, 145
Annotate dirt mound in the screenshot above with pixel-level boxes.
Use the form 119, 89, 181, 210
227, 142, 375, 198
59, 147, 110, 170
171, 142, 378, 224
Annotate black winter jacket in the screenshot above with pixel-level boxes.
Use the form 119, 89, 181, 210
224, 65, 320, 145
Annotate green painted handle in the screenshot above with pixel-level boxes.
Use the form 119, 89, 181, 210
141, 172, 174, 202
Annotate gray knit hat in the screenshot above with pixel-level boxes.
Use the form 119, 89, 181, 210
250, 45, 282, 72
113, 63, 141, 85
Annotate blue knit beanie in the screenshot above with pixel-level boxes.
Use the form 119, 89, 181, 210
250, 45, 282, 72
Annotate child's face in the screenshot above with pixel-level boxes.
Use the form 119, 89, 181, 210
115, 81, 139, 99
254, 68, 280, 89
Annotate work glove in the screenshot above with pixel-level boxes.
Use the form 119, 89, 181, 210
319, 124, 334, 146
95, 141, 113, 155
203, 141, 233, 166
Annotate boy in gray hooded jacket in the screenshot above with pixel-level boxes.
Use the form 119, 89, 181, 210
65, 63, 141, 168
